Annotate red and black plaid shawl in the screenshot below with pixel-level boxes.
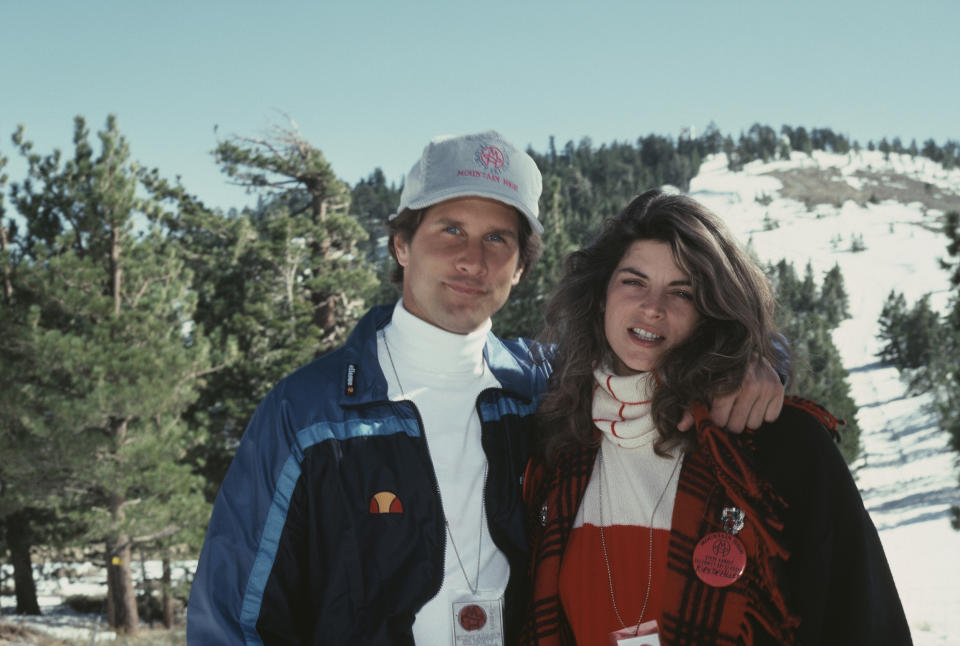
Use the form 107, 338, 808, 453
519, 397, 839, 645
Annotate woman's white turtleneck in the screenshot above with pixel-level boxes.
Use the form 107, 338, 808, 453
574, 367, 682, 530
377, 300, 509, 645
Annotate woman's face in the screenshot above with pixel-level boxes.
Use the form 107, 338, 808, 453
603, 239, 701, 375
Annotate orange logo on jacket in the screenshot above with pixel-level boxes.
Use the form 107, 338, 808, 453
369, 491, 403, 514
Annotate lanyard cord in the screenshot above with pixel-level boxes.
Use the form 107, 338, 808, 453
597, 446, 682, 632
446, 464, 487, 595
382, 330, 486, 594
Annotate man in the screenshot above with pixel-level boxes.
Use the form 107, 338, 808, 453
187, 131, 783, 645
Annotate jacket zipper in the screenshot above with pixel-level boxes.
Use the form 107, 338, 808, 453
405, 400, 449, 605
363, 387, 525, 608
346, 397, 448, 610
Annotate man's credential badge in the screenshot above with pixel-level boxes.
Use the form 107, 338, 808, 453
692, 506, 747, 587
451, 589, 504, 646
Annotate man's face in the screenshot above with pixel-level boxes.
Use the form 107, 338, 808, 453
394, 196, 524, 334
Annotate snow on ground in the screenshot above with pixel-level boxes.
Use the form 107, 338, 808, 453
692, 151, 960, 645
3, 151, 959, 643
1, 560, 195, 642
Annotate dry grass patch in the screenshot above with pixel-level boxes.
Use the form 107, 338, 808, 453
765, 166, 960, 215
0, 621, 70, 645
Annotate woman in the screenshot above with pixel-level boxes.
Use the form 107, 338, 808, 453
520, 190, 910, 645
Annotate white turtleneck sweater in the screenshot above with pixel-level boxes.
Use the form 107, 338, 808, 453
576, 368, 682, 530
377, 300, 509, 645
560, 368, 683, 645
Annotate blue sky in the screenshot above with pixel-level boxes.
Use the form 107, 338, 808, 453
2, 0, 957, 211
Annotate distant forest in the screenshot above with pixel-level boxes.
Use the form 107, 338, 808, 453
1, 117, 957, 631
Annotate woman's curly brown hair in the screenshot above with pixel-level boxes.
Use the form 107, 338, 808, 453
536, 189, 789, 460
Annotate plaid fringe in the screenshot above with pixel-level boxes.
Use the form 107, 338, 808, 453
520, 445, 597, 645
661, 426, 798, 645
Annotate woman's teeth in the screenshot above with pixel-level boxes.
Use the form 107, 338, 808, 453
630, 328, 662, 341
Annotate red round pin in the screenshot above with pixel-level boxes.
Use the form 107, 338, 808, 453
692, 531, 747, 587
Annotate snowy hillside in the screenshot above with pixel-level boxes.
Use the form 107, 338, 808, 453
691, 150, 960, 645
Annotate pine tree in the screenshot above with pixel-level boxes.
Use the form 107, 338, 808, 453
876, 290, 942, 387
350, 167, 400, 263
212, 117, 377, 339
0, 156, 52, 614
723, 135, 741, 171
2, 140, 94, 616
901, 295, 942, 376
929, 215, 960, 520
166, 118, 379, 494
701, 122, 724, 156
941, 211, 960, 286
879, 137, 892, 161
349, 168, 403, 308
0, 272, 67, 615
794, 127, 813, 156
768, 260, 860, 462
933, 298, 960, 448
943, 141, 959, 170
921, 139, 941, 163
493, 175, 572, 338
798, 262, 818, 312
5, 116, 213, 633
745, 124, 778, 162
876, 290, 909, 366
819, 263, 851, 327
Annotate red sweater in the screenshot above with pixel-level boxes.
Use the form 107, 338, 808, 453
560, 525, 671, 645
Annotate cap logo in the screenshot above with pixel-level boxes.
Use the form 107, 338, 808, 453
476, 144, 507, 174
455, 142, 519, 192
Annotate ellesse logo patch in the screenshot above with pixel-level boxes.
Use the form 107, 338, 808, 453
369, 491, 403, 514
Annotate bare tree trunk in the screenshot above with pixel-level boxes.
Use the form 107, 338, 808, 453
106, 532, 139, 634
313, 292, 338, 337
1, 224, 13, 303
104, 223, 135, 632
106, 475, 138, 635
110, 225, 122, 315
310, 190, 327, 223
6, 510, 41, 615
140, 547, 153, 629
161, 556, 174, 629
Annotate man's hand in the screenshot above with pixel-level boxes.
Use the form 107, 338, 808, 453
677, 356, 784, 433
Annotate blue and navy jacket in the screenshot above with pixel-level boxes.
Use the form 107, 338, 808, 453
187, 304, 551, 645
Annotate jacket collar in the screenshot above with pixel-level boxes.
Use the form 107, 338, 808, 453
483, 332, 540, 402
337, 304, 393, 407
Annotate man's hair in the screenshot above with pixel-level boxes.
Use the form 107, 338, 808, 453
385, 207, 543, 286
536, 189, 789, 460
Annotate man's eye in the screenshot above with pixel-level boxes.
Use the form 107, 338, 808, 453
487, 234, 505, 243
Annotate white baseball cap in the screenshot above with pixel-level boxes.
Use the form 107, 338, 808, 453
390, 130, 543, 235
